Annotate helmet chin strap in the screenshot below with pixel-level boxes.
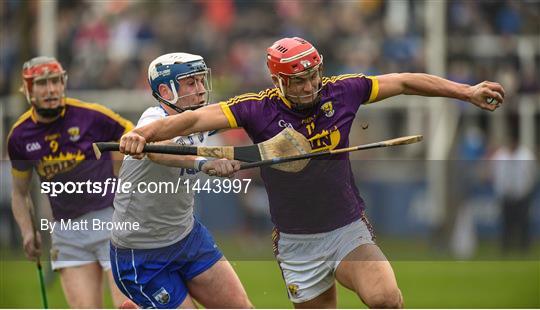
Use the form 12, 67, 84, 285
289, 94, 321, 112
34, 105, 65, 118
152, 80, 185, 113
30, 91, 66, 119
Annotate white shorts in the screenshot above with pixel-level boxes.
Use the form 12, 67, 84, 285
273, 215, 375, 303
50, 207, 113, 271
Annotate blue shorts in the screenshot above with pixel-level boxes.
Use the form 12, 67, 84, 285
110, 219, 223, 308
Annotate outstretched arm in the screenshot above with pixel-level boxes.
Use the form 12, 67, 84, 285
374, 73, 505, 111
120, 103, 230, 155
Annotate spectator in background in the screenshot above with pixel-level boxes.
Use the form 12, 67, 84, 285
2, 1, 538, 100
491, 112, 537, 253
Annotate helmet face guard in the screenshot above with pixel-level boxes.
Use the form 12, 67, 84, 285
22, 56, 67, 105
148, 53, 212, 113
275, 63, 323, 107
267, 37, 323, 109
21, 56, 67, 118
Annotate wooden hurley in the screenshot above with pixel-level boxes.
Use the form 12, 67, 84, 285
93, 127, 311, 172
237, 135, 424, 172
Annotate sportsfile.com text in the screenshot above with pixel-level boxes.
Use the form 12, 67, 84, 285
41, 177, 252, 197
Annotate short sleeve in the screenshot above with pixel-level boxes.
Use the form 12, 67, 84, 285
137, 107, 165, 128
219, 92, 264, 129
325, 74, 378, 110
220, 102, 240, 128
90, 104, 134, 141
7, 134, 33, 178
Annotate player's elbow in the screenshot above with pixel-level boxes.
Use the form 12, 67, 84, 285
397, 72, 419, 95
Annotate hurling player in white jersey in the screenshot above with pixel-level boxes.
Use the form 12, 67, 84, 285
110, 53, 251, 309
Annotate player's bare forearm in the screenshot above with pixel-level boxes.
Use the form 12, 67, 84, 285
375, 73, 505, 111
135, 111, 197, 142
140, 104, 230, 143
12, 173, 42, 260
121, 104, 231, 156
11, 175, 34, 237
376, 73, 469, 100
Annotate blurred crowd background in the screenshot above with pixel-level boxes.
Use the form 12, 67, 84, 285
2, 0, 539, 96
1, 0, 539, 260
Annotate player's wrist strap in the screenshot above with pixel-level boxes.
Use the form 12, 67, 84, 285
194, 157, 208, 171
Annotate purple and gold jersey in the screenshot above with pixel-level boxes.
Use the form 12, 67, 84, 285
220, 74, 378, 234
8, 98, 133, 220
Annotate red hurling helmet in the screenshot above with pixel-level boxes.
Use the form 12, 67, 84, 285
267, 37, 322, 77
21, 56, 67, 104
267, 37, 323, 107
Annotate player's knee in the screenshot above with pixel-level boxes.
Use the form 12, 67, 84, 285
365, 287, 403, 309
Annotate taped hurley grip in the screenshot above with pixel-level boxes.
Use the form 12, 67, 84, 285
197, 146, 235, 160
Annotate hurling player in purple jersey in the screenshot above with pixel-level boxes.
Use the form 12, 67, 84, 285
119, 37, 505, 308
7, 57, 132, 308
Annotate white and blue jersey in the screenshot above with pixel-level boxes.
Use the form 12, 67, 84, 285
111, 106, 209, 249
110, 106, 221, 307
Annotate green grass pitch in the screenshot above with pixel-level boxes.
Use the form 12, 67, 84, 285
1, 259, 538, 308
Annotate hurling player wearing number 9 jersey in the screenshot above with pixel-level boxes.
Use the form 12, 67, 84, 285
120, 37, 505, 308
7, 56, 133, 308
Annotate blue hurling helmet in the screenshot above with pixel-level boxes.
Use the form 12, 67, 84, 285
147, 53, 212, 113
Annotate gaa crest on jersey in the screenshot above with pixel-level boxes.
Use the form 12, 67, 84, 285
278, 119, 293, 128
67, 126, 80, 142
320, 101, 334, 117
26, 141, 41, 152
152, 287, 170, 305
287, 283, 299, 297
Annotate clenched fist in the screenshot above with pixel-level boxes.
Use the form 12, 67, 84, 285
22, 231, 41, 261
467, 81, 505, 111
120, 130, 147, 159
202, 159, 241, 178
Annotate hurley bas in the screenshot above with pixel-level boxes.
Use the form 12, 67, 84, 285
41, 218, 140, 234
